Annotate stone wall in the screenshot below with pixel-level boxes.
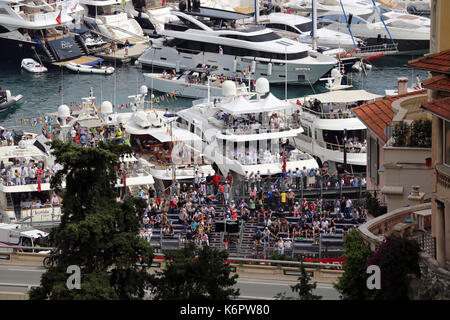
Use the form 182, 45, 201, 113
409, 253, 450, 300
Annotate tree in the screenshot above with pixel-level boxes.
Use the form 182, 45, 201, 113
149, 242, 239, 300
366, 235, 421, 300
392, 121, 409, 147
334, 229, 375, 300
29, 139, 154, 300
409, 120, 431, 148
274, 260, 321, 300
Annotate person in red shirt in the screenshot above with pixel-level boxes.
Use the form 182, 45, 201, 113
217, 183, 225, 202
212, 172, 222, 194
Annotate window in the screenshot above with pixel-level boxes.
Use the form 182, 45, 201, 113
295, 22, 313, 33
444, 120, 450, 166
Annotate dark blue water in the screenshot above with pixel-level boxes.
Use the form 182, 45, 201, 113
0, 54, 428, 133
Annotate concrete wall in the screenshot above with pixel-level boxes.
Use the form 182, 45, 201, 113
431, 0, 450, 53
381, 146, 432, 212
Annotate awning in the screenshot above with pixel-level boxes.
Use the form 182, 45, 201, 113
219, 93, 294, 115
300, 90, 382, 104
132, 128, 202, 143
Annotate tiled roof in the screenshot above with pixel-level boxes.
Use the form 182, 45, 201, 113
408, 49, 450, 74
421, 97, 450, 121
353, 90, 427, 142
421, 74, 450, 92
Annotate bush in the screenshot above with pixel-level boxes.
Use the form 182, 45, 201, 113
409, 120, 431, 148
366, 235, 421, 300
392, 121, 409, 147
365, 192, 386, 218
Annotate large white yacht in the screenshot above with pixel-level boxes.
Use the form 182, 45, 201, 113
258, 11, 360, 50
285, 0, 430, 54
50, 86, 214, 190
79, 0, 149, 43
0, 0, 96, 65
137, 2, 337, 85
290, 87, 381, 172
176, 78, 319, 179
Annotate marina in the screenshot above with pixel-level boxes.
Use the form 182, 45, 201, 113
0, 0, 448, 303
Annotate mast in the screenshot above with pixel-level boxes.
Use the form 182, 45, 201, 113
311, 0, 317, 50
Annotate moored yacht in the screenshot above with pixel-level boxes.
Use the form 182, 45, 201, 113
290, 88, 382, 172
0, 0, 101, 65
79, 0, 149, 44
0, 131, 63, 224
285, 0, 430, 54
176, 78, 319, 181
137, 1, 337, 85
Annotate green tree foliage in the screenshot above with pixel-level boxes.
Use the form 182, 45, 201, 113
149, 242, 239, 300
274, 261, 321, 300
365, 192, 387, 218
392, 121, 409, 147
366, 235, 421, 300
334, 229, 375, 300
29, 140, 154, 300
409, 120, 431, 148
291, 261, 322, 300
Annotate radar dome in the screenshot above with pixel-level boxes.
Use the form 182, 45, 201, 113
57, 104, 70, 119
117, 113, 128, 125
101, 101, 113, 115
222, 80, 236, 97
140, 85, 148, 95
255, 78, 269, 94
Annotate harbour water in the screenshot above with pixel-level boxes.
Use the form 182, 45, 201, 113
0, 55, 428, 133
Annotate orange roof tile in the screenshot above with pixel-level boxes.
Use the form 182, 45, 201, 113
421, 97, 450, 121
353, 90, 427, 142
421, 74, 450, 92
408, 49, 450, 74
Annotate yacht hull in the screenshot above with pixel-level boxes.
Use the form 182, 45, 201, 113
138, 47, 336, 85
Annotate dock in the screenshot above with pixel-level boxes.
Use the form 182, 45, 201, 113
52, 56, 103, 67
94, 43, 150, 65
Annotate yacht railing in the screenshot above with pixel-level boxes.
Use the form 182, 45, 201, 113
220, 125, 301, 136
300, 106, 356, 119
227, 150, 313, 166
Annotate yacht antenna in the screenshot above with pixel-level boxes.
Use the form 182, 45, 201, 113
285, 46, 287, 101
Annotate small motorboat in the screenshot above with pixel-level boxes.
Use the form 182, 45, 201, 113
0, 89, 23, 112
21, 58, 47, 73
66, 62, 115, 75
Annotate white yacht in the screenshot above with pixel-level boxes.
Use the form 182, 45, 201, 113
79, 0, 149, 44
0, 0, 95, 65
290, 88, 382, 172
285, 0, 430, 54
0, 132, 63, 224
137, 3, 337, 85
259, 12, 359, 50
143, 70, 249, 99
176, 78, 319, 180
51, 87, 214, 190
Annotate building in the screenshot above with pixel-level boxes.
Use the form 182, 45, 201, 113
409, 49, 450, 270
353, 88, 432, 212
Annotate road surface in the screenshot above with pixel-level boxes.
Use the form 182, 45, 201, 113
0, 265, 340, 299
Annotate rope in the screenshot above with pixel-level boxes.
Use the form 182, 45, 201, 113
339, 0, 357, 49
371, 0, 396, 44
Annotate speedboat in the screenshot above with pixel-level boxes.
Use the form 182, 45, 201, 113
21, 58, 48, 73
0, 89, 23, 112
65, 62, 115, 74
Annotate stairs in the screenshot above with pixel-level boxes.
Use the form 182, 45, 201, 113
74, 35, 88, 56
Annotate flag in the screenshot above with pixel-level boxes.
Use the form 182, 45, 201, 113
71, 1, 78, 11
56, 10, 62, 25
162, 0, 166, 6
122, 0, 126, 7
122, 169, 126, 189
282, 151, 287, 179
37, 169, 43, 192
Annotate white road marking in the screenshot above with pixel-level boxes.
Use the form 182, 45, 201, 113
7, 268, 45, 272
